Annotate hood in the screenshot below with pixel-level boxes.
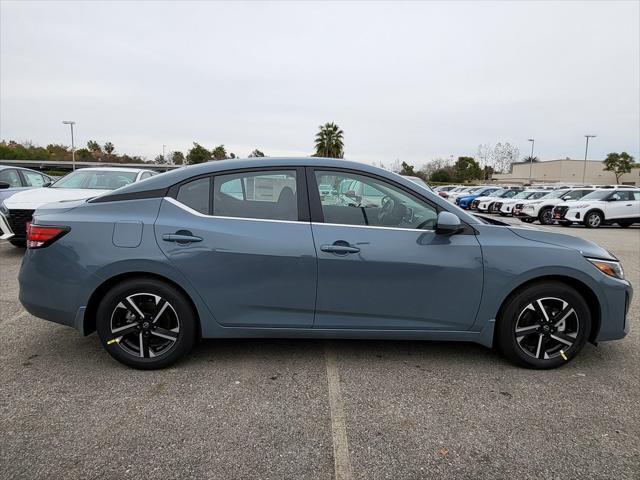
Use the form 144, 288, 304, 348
4, 188, 110, 209
508, 225, 614, 260
475, 195, 497, 202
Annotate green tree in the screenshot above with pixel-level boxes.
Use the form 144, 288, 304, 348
154, 154, 167, 164
314, 122, 344, 158
522, 156, 539, 163
75, 148, 92, 160
398, 161, 417, 176
249, 149, 265, 158
171, 151, 185, 165
186, 143, 211, 164
46, 144, 70, 161
430, 168, 453, 183
104, 142, 115, 156
212, 145, 227, 160
87, 140, 101, 152
453, 156, 482, 182
604, 152, 635, 183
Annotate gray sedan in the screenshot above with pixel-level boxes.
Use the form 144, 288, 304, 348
17, 158, 632, 370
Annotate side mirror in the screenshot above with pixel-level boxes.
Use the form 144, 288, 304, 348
607, 197, 617, 202
435, 211, 463, 235
0, 181, 10, 190
43, 181, 52, 187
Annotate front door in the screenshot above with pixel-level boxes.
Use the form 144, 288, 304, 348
309, 169, 484, 331
155, 168, 317, 328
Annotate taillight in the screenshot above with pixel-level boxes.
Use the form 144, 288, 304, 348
26, 223, 69, 249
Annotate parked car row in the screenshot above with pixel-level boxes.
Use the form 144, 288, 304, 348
0, 166, 158, 245
440, 184, 640, 228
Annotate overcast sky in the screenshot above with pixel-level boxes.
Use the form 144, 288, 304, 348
1, 1, 638, 167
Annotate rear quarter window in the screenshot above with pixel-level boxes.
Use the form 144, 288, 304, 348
176, 177, 210, 214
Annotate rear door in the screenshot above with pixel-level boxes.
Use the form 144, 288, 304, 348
606, 191, 637, 220
155, 167, 317, 328
308, 168, 483, 331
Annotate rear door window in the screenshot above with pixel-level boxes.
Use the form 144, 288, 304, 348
22, 171, 47, 187
213, 170, 298, 221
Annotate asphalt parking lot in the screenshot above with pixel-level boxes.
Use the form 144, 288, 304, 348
1, 219, 639, 480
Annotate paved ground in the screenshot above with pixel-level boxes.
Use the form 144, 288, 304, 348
1, 219, 639, 480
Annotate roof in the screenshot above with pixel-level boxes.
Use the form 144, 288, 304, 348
71, 166, 151, 173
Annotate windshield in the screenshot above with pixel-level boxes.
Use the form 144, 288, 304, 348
540, 190, 569, 199
52, 170, 138, 190
528, 191, 548, 199
580, 189, 614, 201
513, 191, 533, 199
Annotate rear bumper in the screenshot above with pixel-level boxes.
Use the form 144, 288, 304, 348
19, 245, 102, 333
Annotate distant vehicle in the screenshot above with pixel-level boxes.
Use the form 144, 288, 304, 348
553, 188, 640, 228
17, 157, 631, 370
317, 183, 337, 197
402, 176, 431, 190
519, 188, 596, 224
439, 186, 468, 199
495, 190, 548, 216
0, 165, 54, 204
473, 188, 522, 212
455, 187, 500, 209
0, 167, 157, 246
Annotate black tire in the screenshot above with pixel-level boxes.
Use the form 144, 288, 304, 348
617, 221, 633, 228
9, 239, 26, 248
520, 218, 534, 223
96, 277, 197, 369
538, 207, 553, 225
584, 210, 603, 229
496, 281, 591, 369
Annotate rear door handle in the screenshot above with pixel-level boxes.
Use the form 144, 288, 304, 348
162, 232, 202, 244
320, 242, 360, 255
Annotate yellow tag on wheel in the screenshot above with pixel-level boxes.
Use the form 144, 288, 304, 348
107, 338, 120, 345
560, 350, 568, 361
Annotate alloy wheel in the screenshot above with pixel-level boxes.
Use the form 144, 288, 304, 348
587, 213, 602, 227
110, 293, 180, 358
514, 297, 579, 360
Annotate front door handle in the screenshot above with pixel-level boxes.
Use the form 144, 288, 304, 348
320, 241, 360, 255
162, 231, 203, 244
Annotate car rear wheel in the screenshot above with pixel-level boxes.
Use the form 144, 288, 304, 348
538, 207, 553, 225
496, 282, 591, 369
584, 211, 603, 228
96, 278, 197, 369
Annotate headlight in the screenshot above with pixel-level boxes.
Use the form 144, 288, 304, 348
586, 258, 625, 280
529, 201, 542, 205
572, 204, 589, 209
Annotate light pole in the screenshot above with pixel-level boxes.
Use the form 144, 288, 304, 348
62, 121, 76, 170
527, 138, 535, 184
162, 144, 166, 164
582, 135, 596, 184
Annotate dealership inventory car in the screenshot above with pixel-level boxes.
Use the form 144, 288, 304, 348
519, 188, 596, 224
0, 165, 53, 204
496, 190, 548, 216
0, 167, 157, 246
553, 188, 640, 228
455, 186, 500, 209
18, 158, 632, 370
474, 188, 522, 212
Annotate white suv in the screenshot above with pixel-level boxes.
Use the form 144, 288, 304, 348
554, 188, 640, 228
519, 188, 596, 225
497, 190, 548, 216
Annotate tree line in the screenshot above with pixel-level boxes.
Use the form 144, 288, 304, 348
1, 122, 634, 182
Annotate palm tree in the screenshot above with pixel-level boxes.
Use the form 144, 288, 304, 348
314, 122, 344, 158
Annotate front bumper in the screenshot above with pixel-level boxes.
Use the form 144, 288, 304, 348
596, 276, 633, 341
0, 212, 14, 239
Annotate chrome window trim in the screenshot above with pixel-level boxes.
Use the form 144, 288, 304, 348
164, 197, 304, 225
166, 197, 435, 232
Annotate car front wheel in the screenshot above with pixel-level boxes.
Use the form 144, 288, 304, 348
496, 281, 591, 369
538, 207, 553, 225
584, 211, 603, 228
96, 278, 197, 369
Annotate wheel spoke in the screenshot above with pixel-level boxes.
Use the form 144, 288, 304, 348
515, 324, 540, 340
151, 327, 178, 342
550, 332, 576, 347
533, 299, 550, 322
553, 306, 575, 327
152, 299, 169, 324
111, 323, 138, 336
139, 333, 150, 358
126, 296, 145, 319
534, 334, 544, 358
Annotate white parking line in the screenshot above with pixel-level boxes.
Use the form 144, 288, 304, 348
324, 343, 354, 480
